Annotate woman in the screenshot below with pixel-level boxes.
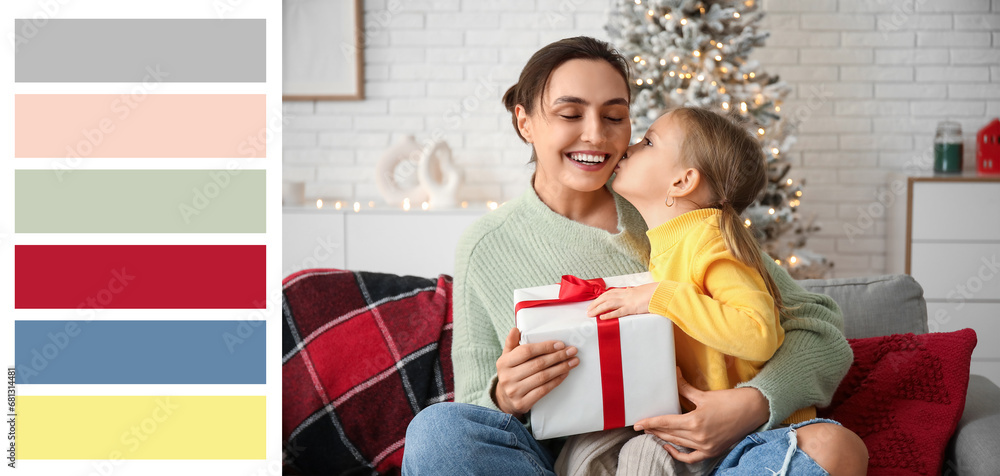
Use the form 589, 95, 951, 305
403, 36, 867, 475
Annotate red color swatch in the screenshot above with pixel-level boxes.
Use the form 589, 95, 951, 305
16, 245, 265, 309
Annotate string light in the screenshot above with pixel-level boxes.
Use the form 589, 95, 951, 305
749, 72, 756, 78
772, 147, 780, 155
680, 18, 688, 25
715, 55, 722, 61
646, 78, 653, 84
669, 71, 676, 77
403, 198, 411, 211
744, 218, 752, 227
768, 208, 775, 215
720, 67, 728, 73
673, 56, 680, 62
717, 43, 724, 49
789, 256, 798, 265
664, 13, 671, 19
796, 190, 803, 197
316, 199, 323, 209
741, 102, 748, 113
660, 58, 667, 65
775, 259, 781, 265
734, 12, 740, 18
634, 0, 641, 4
697, 75, 704, 81
636, 79, 644, 85
786, 178, 793, 185
719, 87, 726, 93
711, 81, 717, 86
633, 56, 641, 62
775, 106, 781, 112
647, 9, 654, 16
335, 201, 343, 210
640, 59, 647, 65
461, 201, 468, 208
758, 127, 765, 135
693, 50, 701, 57
722, 102, 729, 109
488, 201, 499, 211
353, 202, 361, 212
421, 201, 430, 211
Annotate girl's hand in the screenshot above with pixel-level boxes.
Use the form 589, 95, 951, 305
587, 283, 658, 319
494, 327, 579, 419
632, 368, 769, 463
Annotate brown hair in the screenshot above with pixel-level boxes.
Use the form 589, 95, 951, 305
502, 36, 632, 162
669, 107, 790, 316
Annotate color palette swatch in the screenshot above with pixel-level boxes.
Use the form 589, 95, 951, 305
8, 6, 278, 473
14, 321, 266, 384
15, 170, 266, 233
14, 19, 265, 83
15, 94, 267, 158
18, 396, 266, 459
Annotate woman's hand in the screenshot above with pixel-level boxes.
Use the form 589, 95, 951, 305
494, 327, 579, 419
632, 369, 769, 463
587, 283, 658, 319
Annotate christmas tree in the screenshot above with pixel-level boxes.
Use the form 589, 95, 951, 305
606, 0, 832, 278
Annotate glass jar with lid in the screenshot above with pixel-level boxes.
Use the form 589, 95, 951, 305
934, 121, 963, 173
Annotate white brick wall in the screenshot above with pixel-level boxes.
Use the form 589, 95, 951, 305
282, 0, 1000, 278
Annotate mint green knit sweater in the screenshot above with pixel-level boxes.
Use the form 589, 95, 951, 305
452, 186, 853, 431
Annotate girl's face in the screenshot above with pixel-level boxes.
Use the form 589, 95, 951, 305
517, 59, 631, 194
612, 113, 687, 208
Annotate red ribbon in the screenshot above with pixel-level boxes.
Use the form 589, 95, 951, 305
514, 275, 626, 430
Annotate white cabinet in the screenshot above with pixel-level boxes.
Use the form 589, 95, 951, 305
887, 173, 1000, 386
282, 207, 486, 279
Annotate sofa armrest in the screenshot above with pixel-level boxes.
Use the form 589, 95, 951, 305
946, 375, 1000, 475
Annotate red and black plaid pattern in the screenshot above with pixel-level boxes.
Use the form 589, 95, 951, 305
282, 269, 454, 475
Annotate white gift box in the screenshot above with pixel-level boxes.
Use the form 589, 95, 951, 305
514, 272, 680, 440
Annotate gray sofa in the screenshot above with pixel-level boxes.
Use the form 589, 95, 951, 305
798, 274, 1000, 476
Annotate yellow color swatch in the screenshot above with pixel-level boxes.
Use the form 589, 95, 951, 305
17, 396, 265, 459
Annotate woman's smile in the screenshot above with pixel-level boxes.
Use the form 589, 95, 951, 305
565, 150, 613, 171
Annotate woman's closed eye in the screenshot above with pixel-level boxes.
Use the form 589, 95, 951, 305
560, 115, 624, 123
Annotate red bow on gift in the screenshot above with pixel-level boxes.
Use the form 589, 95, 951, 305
514, 275, 627, 430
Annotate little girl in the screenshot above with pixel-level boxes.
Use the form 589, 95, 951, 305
589, 106, 808, 416
557, 107, 823, 476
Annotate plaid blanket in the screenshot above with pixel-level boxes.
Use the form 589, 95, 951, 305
282, 269, 454, 475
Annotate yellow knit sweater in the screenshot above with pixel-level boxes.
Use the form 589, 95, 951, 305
647, 208, 815, 424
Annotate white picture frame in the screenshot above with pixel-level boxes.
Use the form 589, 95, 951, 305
283, 0, 365, 100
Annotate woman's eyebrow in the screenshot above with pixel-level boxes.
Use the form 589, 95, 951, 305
552, 96, 629, 107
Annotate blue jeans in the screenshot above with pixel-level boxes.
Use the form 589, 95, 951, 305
711, 418, 837, 476
403, 402, 557, 475
403, 402, 831, 476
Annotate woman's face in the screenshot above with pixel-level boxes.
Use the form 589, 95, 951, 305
612, 113, 686, 208
517, 59, 631, 194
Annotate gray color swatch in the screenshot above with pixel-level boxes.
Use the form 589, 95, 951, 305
14, 19, 265, 82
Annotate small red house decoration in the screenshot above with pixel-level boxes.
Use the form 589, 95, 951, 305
978, 118, 1000, 174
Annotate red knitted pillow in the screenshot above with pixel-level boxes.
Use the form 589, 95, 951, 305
818, 329, 977, 476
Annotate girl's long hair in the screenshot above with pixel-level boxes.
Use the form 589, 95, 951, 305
670, 107, 789, 316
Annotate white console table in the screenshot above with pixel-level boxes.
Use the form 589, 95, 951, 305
282, 207, 487, 279
887, 172, 1000, 385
